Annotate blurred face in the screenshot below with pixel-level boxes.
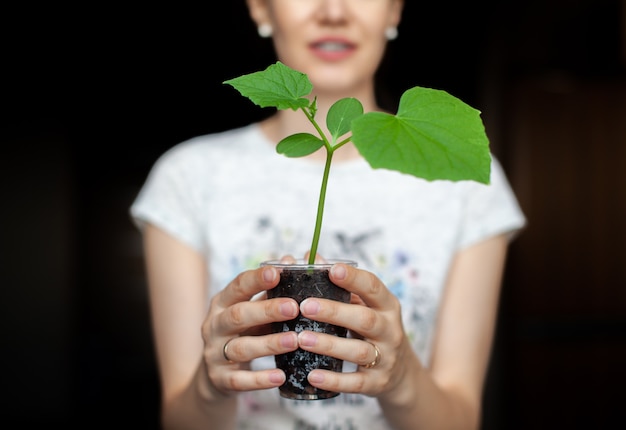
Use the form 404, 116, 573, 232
247, 0, 403, 95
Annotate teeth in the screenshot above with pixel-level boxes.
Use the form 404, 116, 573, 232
317, 42, 347, 51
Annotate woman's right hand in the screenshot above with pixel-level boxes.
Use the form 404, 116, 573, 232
201, 262, 300, 396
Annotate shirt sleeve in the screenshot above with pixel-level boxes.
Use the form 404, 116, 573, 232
129, 143, 206, 253
457, 156, 527, 249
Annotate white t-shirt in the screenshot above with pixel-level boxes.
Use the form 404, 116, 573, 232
130, 122, 526, 430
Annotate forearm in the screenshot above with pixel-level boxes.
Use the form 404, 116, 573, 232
378, 347, 479, 430
161, 361, 238, 430
379, 236, 509, 429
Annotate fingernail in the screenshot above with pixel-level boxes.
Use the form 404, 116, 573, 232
308, 370, 324, 383
331, 264, 346, 280
269, 370, 285, 384
298, 331, 317, 347
280, 333, 297, 348
279, 301, 298, 317
263, 267, 276, 283
301, 298, 320, 315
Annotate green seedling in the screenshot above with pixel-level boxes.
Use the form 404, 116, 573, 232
225, 61, 491, 265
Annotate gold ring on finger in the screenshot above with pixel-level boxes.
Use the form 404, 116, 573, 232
363, 342, 381, 369
223, 338, 236, 363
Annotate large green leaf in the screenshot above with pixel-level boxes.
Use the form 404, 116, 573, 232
351, 87, 491, 183
223, 61, 312, 111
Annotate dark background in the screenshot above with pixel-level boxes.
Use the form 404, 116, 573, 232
2, 1, 625, 428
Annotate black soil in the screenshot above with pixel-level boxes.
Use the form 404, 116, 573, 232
267, 267, 350, 399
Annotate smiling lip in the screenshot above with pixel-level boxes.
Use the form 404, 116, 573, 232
309, 37, 356, 61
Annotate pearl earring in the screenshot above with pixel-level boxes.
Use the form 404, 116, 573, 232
385, 26, 398, 41
258, 23, 273, 38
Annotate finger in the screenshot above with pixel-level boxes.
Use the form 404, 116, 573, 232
222, 332, 299, 364
299, 297, 384, 339
279, 254, 297, 264
303, 251, 328, 263
211, 368, 288, 393
216, 266, 280, 307
350, 293, 366, 306
306, 368, 380, 397
297, 331, 380, 368
213, 296, 299, 336
329, 263, 396, 309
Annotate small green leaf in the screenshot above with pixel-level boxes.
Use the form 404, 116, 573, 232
223, 61, 312, 111
277, 133, 325, 158
351, 87, 491, 183
327, 98, 363, 141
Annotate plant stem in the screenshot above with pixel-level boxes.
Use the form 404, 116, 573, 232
308, 148, 334, 264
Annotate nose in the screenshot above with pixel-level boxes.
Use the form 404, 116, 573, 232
316, 0, 349, 22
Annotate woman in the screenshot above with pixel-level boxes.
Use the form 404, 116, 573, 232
131, 1, 526, 429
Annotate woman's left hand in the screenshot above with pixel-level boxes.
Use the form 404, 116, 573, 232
296, 261, 417, 398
